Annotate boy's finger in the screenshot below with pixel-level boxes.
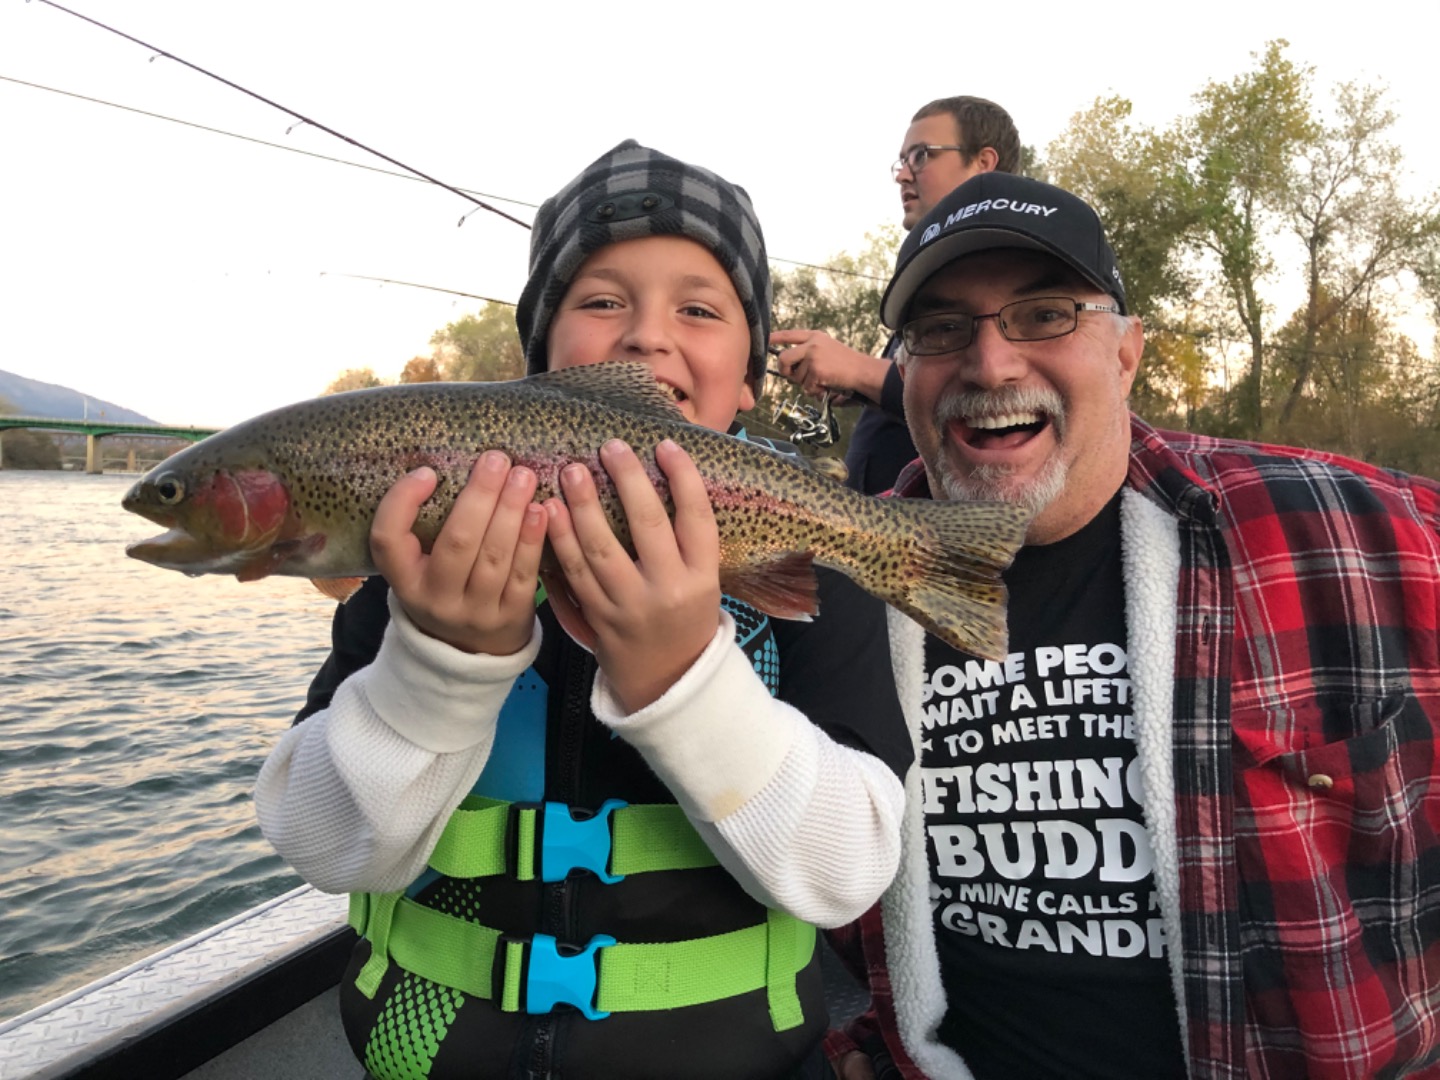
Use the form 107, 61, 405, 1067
834, 1052, 877, 1080
416, 453, 507, 597
559, 458, 630, 583
503, 502, 548, 604
543, 495, 604, 607
369, 467, 437, 588
656, 440, 718, 567
465, 464, 537, 593
599, 440, 676, 566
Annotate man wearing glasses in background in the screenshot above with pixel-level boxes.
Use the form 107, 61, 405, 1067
770, 97, 1020, 494
827, 170, 1440, 1079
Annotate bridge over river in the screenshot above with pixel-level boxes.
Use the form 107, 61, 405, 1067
0, 417, 219, 473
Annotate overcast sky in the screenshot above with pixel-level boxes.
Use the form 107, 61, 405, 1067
1, 0, 1435, 427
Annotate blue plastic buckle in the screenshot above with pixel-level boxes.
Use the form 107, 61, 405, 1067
525, 933, 616, 1021
540, 799, 627, 884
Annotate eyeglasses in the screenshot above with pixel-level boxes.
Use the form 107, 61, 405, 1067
890, 144, 968, 180
901, 297, 1121, 356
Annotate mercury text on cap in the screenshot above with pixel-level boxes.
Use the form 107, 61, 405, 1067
921, 198, 1061, 244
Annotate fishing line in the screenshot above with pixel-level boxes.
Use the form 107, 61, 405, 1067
6, 64, 1423, 367
25, 0, 532, 230
0, 74, 540, 212
320, 273, 515, 307
1, 71, 888, 281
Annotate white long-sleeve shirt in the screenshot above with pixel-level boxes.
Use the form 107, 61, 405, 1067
255, 592, 906, 928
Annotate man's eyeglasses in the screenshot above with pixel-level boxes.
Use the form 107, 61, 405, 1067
890, 144, 968, 180
901, 297, 1121, 356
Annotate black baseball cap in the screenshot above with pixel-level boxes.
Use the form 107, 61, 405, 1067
881, 172, 1128, 328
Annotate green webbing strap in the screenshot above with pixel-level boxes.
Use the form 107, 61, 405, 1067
594, 910, 815, 1019
427, 798, 718, 881
387, 898, 502, 999
353, 890, 402, 1000
427, 797, 516, 880
764, 907, 806, 1031
354, 894, 815, 1024
610, 804, 717, 875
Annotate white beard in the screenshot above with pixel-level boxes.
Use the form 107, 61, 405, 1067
929, 384, 1069, 516
936, 452, 1068, 516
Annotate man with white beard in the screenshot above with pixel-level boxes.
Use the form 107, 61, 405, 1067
828, 171, 1440, 1080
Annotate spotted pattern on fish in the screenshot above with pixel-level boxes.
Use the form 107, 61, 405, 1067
123, 363, 1029, 658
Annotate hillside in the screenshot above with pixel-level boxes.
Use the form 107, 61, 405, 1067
0, 369, 158, 425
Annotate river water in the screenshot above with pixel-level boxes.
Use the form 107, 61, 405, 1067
0, 470, 338, 1021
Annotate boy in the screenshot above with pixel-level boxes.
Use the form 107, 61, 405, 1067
255, 141, 913, 1080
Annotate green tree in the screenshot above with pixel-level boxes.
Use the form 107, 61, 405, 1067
770, 228, 899, 357
431, 302, 525, 382
0, 396, 62, 470
1270, 297, 1439, 474
1275, 81, 1440, 427
324, 367, 386, 394
1046, 95, 1198, 421
1184, 39, 1319, 433
1048, 95, 1196, 321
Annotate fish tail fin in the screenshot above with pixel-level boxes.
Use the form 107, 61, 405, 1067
858, 498, 1030, 659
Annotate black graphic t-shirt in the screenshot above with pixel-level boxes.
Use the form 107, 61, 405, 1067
924, 491, 1185, 1079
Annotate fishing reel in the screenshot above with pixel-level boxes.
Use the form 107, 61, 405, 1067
770, 391, 841, 448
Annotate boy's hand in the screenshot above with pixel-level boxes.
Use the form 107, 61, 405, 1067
542, 439, 722, 713
370, 453, 547, 655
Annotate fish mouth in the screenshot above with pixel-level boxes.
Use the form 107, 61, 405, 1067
126, 528, 260, 576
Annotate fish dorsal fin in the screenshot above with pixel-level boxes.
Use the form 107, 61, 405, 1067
523, 362, 689, 422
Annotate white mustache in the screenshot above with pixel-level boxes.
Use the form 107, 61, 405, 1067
934, 386, 1066, 437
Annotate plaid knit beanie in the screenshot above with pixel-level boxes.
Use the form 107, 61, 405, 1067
515, 140, 772, 384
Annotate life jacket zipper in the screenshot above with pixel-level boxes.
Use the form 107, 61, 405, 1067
524, 641, 596, 1079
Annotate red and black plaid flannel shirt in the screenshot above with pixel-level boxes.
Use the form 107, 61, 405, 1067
829, 416, 1440, 1079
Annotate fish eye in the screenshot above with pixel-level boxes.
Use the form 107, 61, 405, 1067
155, 475, 186, 505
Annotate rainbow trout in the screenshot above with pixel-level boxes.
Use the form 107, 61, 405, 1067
122, 363, 1028, 657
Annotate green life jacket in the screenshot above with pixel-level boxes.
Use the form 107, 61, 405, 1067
343, 592, 823, 1080
347, 797, 815, 1025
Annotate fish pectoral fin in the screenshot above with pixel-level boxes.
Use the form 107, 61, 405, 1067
311, 576, 367, 603
233, 539, 306, 582
233, 533, 329, 584
720, 553, 820, 622
234, 552, 288, 582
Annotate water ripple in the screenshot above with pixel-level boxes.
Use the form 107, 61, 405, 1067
0, 472, 332, 1019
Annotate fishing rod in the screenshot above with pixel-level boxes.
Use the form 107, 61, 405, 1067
321, 273, 516, 307
0, 74, 539, 213
3, 70, 890, 281
25, 0, 532, 230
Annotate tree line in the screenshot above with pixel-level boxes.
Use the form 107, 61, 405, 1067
327, 40, 1439, 477
1043, 40, 1439, 474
